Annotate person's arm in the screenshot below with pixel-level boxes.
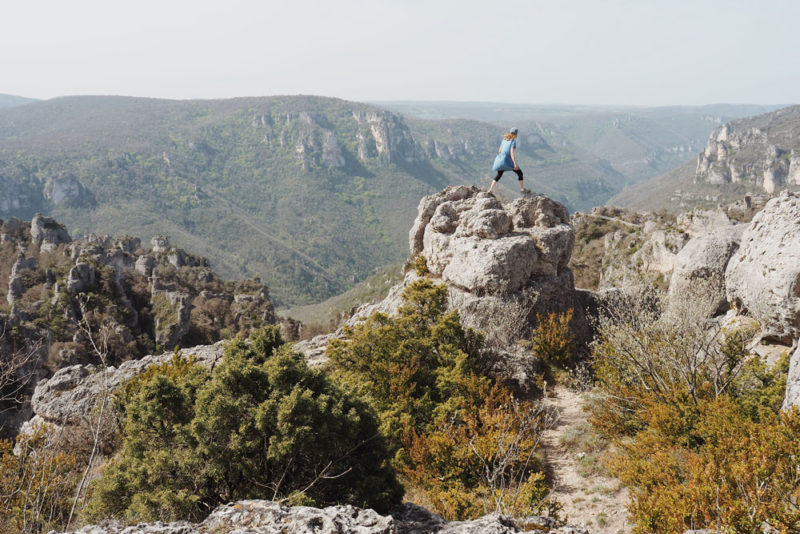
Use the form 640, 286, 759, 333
510, 147, 519, 170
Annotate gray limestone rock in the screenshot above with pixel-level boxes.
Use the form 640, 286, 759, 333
153, 290, 193, 348
43, 174, 91, 207
725, 191, 800, 342
67, 262, 96, 294
421, 192, 575, 296
783, 344, 800, 409
7, 254, 38, 306
668, 225, 744, 316
409, 185, 480, 257
134, 255, 155, 276
151, 235, 170, 253
26, 343, 223, 431
30, 213, 71, 251
60, 500, 587, 533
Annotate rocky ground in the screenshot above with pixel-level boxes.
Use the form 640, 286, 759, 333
62, 500, 590, 534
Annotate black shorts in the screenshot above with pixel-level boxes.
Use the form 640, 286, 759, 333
493, 168, 523, 181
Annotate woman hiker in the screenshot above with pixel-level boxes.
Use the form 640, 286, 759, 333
488, 127, 531, 195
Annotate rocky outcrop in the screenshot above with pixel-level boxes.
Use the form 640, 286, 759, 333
783, 344, 800, 409
23, 343, 223, 435
571, 206, 689, 291
297, 186, 592, 389
668, 225, 743, 316
66, 262, 96, 294
62, 500, 588, 534
42, 173, 94, 208
30, 213, 71, 251
421, 192, 573, 294
353, 110, 423, 165
695, 106, 800, 193
725, 191, 800, 342
7, 253, 37, 306
152, 290, 193, 348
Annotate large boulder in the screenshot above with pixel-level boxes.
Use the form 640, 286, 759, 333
668, 225, 744, 316
30, 213, 71, 252
725, 191, 800, 342
66, 262, 96, 294
409, 185, 480, 257
421, 191, 573, 295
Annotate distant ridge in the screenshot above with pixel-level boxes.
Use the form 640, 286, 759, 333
0, 93, 38, 108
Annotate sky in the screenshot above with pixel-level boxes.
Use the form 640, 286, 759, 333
2, 0, 798, 106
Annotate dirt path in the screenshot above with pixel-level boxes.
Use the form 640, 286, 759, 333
542, 386, 631, 533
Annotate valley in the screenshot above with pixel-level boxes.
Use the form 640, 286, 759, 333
1, 96, 781, 307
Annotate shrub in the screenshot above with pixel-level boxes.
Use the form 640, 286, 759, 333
328, 279, 554, 520
327, 279, 486, 447
0, 427, 81, 534
399, 383, 552, 520
87, 326, 401, 523
591, 286, 800, 532
531, 309, 574, 365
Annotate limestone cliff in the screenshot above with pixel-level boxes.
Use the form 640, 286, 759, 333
696, 106, 800, 193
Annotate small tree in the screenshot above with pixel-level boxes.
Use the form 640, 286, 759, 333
327, 279, 486, 448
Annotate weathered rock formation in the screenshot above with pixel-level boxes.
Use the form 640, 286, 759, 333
695, 106, 800, 193
62, 500, 589, 534
410, 187, 591, 347
668, 225, 743, 316
783, 344, 800, 410
297, 186, 593, 390
22, 342, 223, 436
30, 213, 72, 251
725, 191, 800, 343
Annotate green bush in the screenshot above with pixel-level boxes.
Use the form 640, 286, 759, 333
327, 278, 486, 448
327, 279, 554, 521
87, 326, 401, 523
590, 288, 800, 532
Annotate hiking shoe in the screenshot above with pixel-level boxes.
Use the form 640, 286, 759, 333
520, 188, 532, 195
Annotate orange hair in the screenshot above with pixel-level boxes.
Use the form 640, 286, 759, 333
503, 132, 518, 141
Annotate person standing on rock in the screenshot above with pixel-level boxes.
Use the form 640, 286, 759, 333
488, 127, 531, 195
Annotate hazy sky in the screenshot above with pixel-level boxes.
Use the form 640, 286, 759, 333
2, 0, 798, 106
